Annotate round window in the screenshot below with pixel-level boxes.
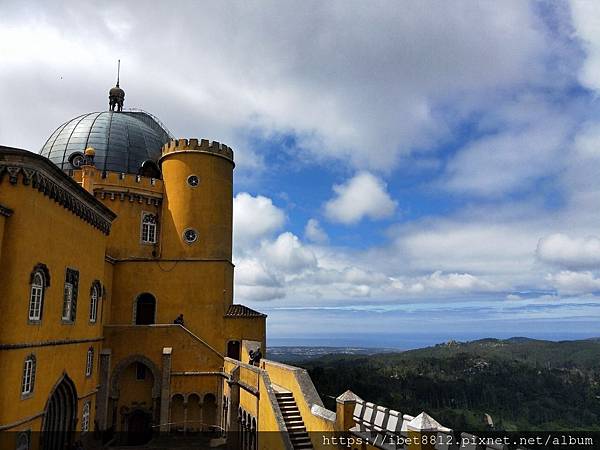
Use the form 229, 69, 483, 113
187, 175, 199, 187
69, 152, 85, 168
183, 228, 198, 244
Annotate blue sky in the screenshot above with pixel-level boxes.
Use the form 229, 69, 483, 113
3, 1, 600, 347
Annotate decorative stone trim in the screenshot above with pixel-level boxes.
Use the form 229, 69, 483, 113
0, 412, 45, 431
0, 148, 116, 234
29, 263, 51, 287
0, 336, 103, 350
95, 190, 162, 206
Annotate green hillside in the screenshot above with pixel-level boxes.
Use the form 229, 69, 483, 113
295, 338, 600, 431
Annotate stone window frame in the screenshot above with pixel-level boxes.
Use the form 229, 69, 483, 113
16, 430, 31, 450
89, 281, 102, 324
21, 354, 36, 398
183, 228, 198, 244
85, 347, 94, 377
27, 263, 50, 324
61, 268, 79, 324
187, 174, 200, 187
140, 211, 158, 245
81, 401, 90, 432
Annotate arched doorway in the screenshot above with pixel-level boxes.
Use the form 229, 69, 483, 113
203, 393, 217, 430
127, 409, 153, 445
227, 340, 240, 360
135, 293, 156, 325
170, 394, 185, 433
187, 394, 202, 432
42, 375, 77, 450
110, 356, 160, 445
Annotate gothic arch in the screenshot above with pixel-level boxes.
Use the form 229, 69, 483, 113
41, 372, 78, 450
110, 354, 161, 399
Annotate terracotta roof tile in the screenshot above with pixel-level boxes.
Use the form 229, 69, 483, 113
225, 304, 267, 318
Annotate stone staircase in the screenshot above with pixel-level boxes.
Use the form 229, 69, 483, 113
275, 390, 313, 450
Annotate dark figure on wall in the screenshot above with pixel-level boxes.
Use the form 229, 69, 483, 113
174, 314, 184, 325
249, 348, 262, 366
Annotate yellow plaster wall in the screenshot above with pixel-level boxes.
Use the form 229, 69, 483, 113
0, 177, 108, 431
170, 375, 221, 402
0, 182, 108, 344
0, 342, 100, 429
109, 261, 233, 349
104, 325, 223, 376
98, 197, 161, 260
0, 214, 6, 262
118, 362, 155, 410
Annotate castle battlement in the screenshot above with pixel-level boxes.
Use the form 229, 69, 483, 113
97, 170, 164, 190
161, 138, 234, 163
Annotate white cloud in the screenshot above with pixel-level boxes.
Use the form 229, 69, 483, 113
234, 258, 285, 302
233, 193, 285, 249
324, 172, 397, 224
569, 0, 600, 92
0, 1, 552, 173
304, 218, 328, 243
443, 95, 572, 197
414, 271, 493, 292
537, 233, 600, 269
546, 270, 600, 295
260, 232, 317, 273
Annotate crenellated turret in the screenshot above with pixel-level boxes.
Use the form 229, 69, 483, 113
158, 138, 234, 261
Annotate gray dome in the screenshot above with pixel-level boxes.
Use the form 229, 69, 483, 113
40, 111, 172, 174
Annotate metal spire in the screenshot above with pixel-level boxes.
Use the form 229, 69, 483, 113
116, 59, 121, 88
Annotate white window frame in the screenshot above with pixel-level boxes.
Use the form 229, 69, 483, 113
81, 401, 90, 432
89, 285, 98, 323
21, 355, 35, 396
28, 272, 44, 321
85, 347, 94, 377
62, 282, 73, 320
141, 212, 157, 244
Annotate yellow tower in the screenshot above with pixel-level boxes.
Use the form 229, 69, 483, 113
159, 138, 234, 261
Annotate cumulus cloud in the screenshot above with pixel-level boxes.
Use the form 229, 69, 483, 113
537, 233, 600, 269
546, 270, 600, 295
412, 271, 493, 292
0, 0, 552, 174
304, 218, 328, 243
260, 232, 317, 273
569, 0, 600, 92
324, 172, 397, 224
233, 193, 285, 249
443, 96, 573, 197
234, 258, 285, 302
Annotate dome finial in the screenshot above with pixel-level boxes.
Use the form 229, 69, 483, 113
109, 60, 125, 112
116, 59, 121, 87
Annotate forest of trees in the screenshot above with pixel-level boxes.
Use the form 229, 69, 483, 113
293, 338, 600, 431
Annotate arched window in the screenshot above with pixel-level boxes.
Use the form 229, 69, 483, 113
141, 212, 158, 244
85, 347, 94, 377
21, 354, 36, 396
135, 293, 156, 325
81, 401, 90, 432
29, 273, 44, 321
89, 282, 101, 323
28, 264, 50, 322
